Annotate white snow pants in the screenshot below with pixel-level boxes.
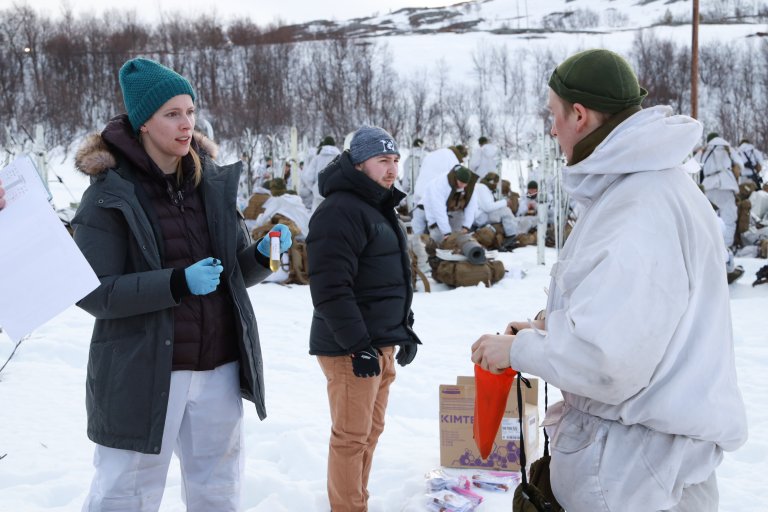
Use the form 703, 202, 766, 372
514, 215, 539, 234
662, 471, 718, 512
411, 206, 427, 235
82, 361, 244, 512
706, 188, 737, 247
484, 207, 518, 236
547, 403, 720, 512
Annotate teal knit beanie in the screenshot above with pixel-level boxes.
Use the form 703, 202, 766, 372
119, 58, 196, 132
548, 49, 647, 114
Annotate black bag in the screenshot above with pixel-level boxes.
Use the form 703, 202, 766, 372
743, 151, 764, 189
753, 264, 768, 287
512, 375, 564, 512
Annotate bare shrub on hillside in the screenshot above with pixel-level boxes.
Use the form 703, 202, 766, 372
431, 59, 451, 146
0, 5, 51, 144
630, 31, 690, 114
471, 43, 494, 138
368, 54, 409, 138
295, 39, 406, 142
227, 18, 262, 47
709, 41, 763, 147
702, 0, 754, 22
699, 42, 738, 90
406, 74, 439, 142
566, 9, 600, 30
444, 87, 473, 144
494, 46, 533, 158
541, 13, 567, 31
541, 9, 599, 31
752, 41, 768, 149
603, 9, 629, 28
529, 46, 563, 121
236, 127, 260, 197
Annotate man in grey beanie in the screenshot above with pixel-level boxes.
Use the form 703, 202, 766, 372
306, 125, 421, 512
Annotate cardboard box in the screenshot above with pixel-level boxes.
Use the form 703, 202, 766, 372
439, 375, 539, 471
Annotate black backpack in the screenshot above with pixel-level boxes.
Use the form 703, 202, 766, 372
753, 265, 768, 287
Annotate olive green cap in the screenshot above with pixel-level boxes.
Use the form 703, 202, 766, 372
548, 49, 647, 114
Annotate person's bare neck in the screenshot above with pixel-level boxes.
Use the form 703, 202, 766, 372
145, 147, 179, 175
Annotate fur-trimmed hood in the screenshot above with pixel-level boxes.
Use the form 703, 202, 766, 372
75, 117, 219, 177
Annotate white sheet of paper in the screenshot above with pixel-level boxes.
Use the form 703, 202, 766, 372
0, 154, 99, 342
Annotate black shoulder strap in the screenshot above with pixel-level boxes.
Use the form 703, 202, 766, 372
744, 149, 756, 169
516, 373, 531, 486
701, 147, 716, 167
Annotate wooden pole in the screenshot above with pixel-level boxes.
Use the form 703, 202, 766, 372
692, 0, 699, 119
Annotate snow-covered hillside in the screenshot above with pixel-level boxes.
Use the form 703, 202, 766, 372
282, 0, 764, 40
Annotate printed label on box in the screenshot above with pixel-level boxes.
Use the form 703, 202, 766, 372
501, 417, 521, 440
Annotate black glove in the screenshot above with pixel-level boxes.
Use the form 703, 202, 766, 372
351, 347, 381, 378
396, 344, 418, 367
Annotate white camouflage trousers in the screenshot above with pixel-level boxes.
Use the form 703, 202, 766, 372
82, 361, 243, 512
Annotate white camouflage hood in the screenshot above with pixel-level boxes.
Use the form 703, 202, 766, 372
562, 105, 703, 205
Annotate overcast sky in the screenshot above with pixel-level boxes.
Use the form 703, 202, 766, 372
0, 0, 459, 25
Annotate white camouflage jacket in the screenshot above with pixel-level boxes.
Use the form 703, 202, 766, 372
511, 106, 747, 451
696, 136, 741, 193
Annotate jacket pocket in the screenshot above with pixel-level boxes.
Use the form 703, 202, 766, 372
88, 331, 154, 439
640, 428, 677, 498
551, 406, 600, 454
549, 408, 609, 512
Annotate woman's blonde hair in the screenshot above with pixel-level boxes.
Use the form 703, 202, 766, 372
175, 146, 203, 187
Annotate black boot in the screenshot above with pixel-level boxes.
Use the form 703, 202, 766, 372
501, 236, 518, 252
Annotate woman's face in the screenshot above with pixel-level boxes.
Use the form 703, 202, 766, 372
140, 94, 195, 169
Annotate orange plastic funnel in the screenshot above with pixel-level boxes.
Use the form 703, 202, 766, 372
473, 364, 517, 459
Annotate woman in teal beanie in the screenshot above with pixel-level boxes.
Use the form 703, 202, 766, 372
72, 57, 292, 511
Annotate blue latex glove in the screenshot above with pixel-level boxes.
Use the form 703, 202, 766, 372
257, 223, 293, 257
184, 257, 223, 295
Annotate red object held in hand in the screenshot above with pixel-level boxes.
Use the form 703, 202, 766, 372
473, 364, 517, 460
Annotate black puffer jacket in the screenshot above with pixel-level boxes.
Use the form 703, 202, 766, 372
307, 151, 420, 356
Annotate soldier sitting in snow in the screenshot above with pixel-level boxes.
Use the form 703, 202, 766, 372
420, 164, 479, 243
471, 172, 520, 251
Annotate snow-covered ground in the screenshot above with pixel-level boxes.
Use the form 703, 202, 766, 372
1, 1, 767, 506
1, 246, 766, 511
1, 148, 767, 510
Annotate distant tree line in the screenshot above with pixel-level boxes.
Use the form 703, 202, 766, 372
631, 30, 768, 149
0, 6, 415, 160
1, 4, 767, 164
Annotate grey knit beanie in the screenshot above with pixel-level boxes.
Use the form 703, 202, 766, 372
349, 126, 399, 164
119, 57, 196, 133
